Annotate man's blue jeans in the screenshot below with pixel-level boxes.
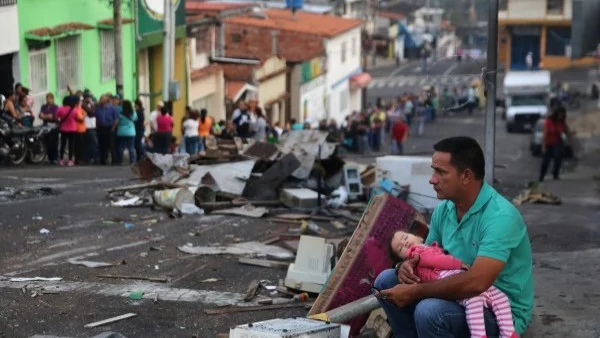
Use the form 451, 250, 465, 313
374, 269, 500, 338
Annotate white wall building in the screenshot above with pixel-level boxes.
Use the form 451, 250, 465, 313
0, 0, 20, 95
325, 26, 366, 123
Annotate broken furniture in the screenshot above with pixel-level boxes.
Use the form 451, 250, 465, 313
309, 193, 420, 336
285, 235, 335, 293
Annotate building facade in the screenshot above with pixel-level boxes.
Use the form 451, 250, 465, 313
0, 0, 20, 96
221, 9, 365, 124
137, 0, 188, 138
290, 55, 328, 125
498, 0, 595, 70
17, 0, 136, 111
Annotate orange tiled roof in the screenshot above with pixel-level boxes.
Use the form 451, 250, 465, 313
223, 9, 363, 38
27, 22, 94, 37
190, 64, 222, 81
186, 1, 253, 15
377, 11, 405, 20
226, 81, 247, 100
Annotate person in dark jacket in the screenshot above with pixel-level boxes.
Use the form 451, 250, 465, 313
134, 99, 146, 160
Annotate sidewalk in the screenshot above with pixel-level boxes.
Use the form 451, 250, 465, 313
520, 140, 600, 337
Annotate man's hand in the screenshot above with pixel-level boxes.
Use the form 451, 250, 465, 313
398, 255, 420, 284
378, 283, 420, 308
461, 263, 470, 270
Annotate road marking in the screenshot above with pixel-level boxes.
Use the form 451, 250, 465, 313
385, 61, 416, 80
0, 278, 272, 307
443, 63, 460, 76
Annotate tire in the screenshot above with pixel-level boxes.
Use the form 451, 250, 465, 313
9, 146, 27, 165
506, 123, 514, 133
27, 139, 47, 164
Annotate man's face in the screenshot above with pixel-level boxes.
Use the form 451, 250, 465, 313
429, 151, 464, 200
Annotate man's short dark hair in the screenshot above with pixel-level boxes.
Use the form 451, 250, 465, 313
433, 136, 485, 180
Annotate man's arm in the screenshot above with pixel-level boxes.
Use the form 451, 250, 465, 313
413, 256, 504, 300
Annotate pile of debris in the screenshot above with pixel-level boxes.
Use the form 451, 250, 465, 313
106, 130, 374, 217
102, 130, 440, 337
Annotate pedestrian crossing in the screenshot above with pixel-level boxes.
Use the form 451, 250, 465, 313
368, 74, 480, 90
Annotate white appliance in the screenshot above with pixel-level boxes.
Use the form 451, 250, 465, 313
375, 156, 440, 212
285, 236, 335, 294
230, 318, 349, 338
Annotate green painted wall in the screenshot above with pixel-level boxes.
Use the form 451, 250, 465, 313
17, 0, 137, 100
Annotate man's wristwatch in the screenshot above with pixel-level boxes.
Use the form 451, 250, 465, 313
394, 262, 402, 274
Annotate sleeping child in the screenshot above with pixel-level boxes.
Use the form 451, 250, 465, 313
387, 230, 519, 338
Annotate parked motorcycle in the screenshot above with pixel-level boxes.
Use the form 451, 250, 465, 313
0, 114, 54, 165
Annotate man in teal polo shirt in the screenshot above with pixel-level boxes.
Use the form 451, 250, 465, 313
375, 136, 533, 337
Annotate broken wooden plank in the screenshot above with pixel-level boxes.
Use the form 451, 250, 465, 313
331, 220, 347, 229
97, 275, 169, 283
204, 302, 312, 315
84, 313, 137, 328
260, 235, 281, 245
104, 182, 182, 193
244, 280, 261, 302
238, 257, 289, 269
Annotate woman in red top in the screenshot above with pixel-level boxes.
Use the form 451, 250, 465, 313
539, 105, 569, 182
154, 106, 173, 155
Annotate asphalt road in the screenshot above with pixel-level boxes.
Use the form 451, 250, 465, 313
0, 108, 598, 337
366, 58, 593, 104
366, 58, 488, 103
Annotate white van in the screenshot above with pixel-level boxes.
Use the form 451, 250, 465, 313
503, 71, 550, 133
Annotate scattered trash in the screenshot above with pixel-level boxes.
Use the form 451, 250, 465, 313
32, 215, 43, 220
124, 223, 134, 230
154, 188, 195, 212
200, 278, 220, 283
97, 275, 169, 283
327, 186, 349, 208
84, 313, 138, 329
129, 291, 144, 300
179, 203, 204, 215
211, 205, 268, 218
10, 277, 62, 282
513, 188, 562, 205
178, 241, 294, 259
300, 220, 329, 236
0, 186, 60, 202
68, 259, 113, 268
39, 228, 50, 234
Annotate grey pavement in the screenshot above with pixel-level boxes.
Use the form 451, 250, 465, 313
0, 110, 598, 337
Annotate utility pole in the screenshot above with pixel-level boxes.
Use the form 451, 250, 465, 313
113, 0, 123, 98
484, 0, 499, 185
162, 0, 173, 114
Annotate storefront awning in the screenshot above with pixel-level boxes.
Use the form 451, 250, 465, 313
349, 72, 372, 89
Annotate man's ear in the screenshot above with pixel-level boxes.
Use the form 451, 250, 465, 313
461, 168, 475, 184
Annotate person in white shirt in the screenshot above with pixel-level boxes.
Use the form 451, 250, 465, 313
182, 109, 200, 155
148, 101, 163, 135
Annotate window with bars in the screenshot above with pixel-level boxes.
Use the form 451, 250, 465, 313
100, 29, 116, 82
29, 49, 49, 112
0, 0, 17, 7
341, 41, 347, 63
55, 35, 82, 95
351, 37, 357, 57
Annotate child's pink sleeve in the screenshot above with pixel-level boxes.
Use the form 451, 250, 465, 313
418, 247, 463, 270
